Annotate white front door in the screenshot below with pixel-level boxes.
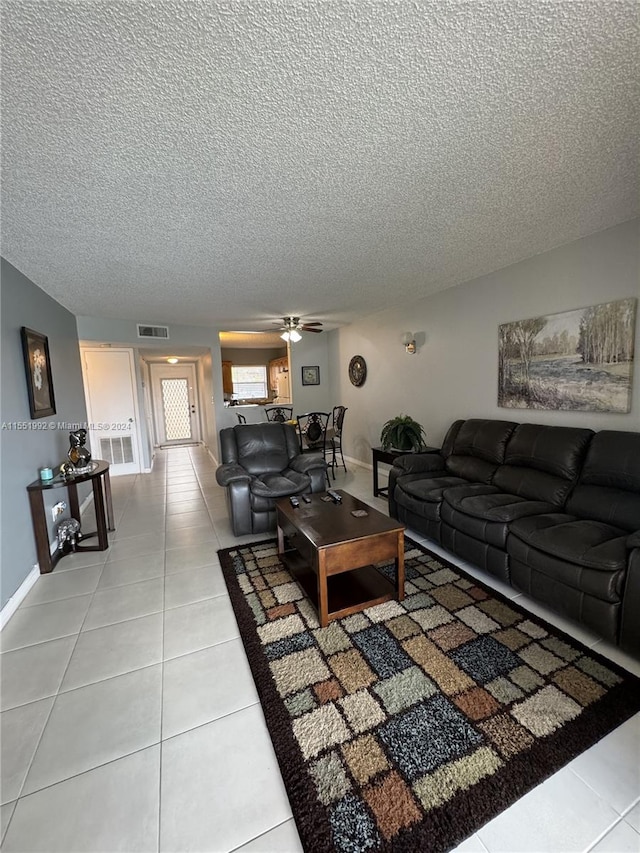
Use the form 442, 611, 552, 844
81, 348, 143, 475
149, 363, 201, 446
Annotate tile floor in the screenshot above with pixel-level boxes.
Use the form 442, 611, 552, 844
1, 446, 639, 852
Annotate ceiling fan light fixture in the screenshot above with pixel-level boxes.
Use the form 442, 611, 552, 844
289, 329, 302, 342
280, 331, 290, 342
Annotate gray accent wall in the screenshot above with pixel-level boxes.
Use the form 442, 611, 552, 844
329, 219, 640, 465
1, 259, 89, 608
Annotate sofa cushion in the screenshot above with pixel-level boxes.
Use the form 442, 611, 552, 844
249, 469, 309, 511
233, 424, 292, 474
578, 430, 640, 492
508, 533, 626, 605
443, 419, 517, 484
509, 514, 628, 573
567, 484, 640, 533
395, 475, 467, 520
443, 483, 557, 522
492, 424, 593, 507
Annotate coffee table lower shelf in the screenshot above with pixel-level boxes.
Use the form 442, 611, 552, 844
279, 548, 397, 625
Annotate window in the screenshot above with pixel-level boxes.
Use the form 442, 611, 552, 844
231, 365, 268, 400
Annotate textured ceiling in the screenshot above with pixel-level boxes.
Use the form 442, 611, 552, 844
2, 1, 638, 331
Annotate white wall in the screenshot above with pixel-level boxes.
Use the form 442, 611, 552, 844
288, 333, 332, 415
329, 219, 640, 465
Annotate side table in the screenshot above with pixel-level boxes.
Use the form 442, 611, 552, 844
27, 460, 115, 573
371, 446, 439, 498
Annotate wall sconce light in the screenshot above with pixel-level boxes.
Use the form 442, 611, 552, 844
402, 332, 417, 354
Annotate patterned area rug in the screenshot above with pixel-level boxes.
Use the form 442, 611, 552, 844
218, 537, 640, 853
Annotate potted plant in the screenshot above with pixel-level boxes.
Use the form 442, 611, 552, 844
380, 414, 427, 452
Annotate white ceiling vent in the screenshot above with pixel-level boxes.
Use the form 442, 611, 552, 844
137, 324, 169, 339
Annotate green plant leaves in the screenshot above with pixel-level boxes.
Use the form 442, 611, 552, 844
380, 414, 427, 451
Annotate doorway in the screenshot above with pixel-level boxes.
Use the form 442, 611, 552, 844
81, 347, 144, 476
149, 362, 201, 446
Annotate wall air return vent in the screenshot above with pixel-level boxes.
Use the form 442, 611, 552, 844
100, 436, 134, 465
137, 324, 169, 339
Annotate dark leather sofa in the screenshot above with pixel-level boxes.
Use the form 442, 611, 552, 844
388, 419, 640, 656
216, 422, 327, 536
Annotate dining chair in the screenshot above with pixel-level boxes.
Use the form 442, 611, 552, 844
327, 406, 348, 478
295, 412, 331, 484
265, 406, 293, 423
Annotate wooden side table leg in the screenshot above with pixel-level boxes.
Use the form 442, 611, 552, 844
67, 482, 80, 522
317, 552, 329, 628
396, 530, 405, 601
103, 469, 115, 530
373, 452, 380, 496
92, 477, 109, 549
28, 489, 53, 574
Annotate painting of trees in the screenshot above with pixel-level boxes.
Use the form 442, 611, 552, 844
498, 298, 636, 412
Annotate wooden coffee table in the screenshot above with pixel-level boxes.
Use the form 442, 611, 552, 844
276, 490, 405, 627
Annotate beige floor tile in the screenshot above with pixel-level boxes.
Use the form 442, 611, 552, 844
3, 747, 160, 853
61, 613, 163, 691
163, 596, 239, 660
164, 563, 226, 610
22, 665, 162, 795
83, 578, 164, 630
1, 698, 54, 804
1, 636, 76, 711
97, 551, 165, 589
162, 638, 259, 738
1, 596, 92, 652
160, 705, 291, 853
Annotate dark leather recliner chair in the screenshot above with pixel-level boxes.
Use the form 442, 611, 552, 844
216, 422, 328, 536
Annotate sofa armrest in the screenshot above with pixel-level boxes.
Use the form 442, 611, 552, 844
216, 463, 251, 487
619, 545, 640, 656
394, 452, 446, 475
289, 454, 327, 475
626, 530, 640, 549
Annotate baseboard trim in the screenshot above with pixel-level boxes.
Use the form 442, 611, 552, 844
343, 454, 373, 472
0, 566, 40, 629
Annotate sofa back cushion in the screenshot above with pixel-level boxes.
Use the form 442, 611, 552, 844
445, 419, 517, 483
567, 431, 640, 531
223, 423, 294, 474
493, 424, 593, 506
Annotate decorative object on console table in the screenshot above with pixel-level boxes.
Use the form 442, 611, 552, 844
301, 365, 320, 386
380, 413, 427, 451
20, 327, 56, 418
498, 297, 636, 412
67, 428, 92, 470
56, 518, 82, 552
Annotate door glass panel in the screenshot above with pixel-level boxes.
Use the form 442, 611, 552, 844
161, 378, 192, 441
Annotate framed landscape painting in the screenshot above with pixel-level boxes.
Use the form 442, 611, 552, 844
21, 327, 56, 418
498, 298, 636, 412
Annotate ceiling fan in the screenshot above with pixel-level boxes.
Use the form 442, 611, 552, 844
274, 316, 323, 342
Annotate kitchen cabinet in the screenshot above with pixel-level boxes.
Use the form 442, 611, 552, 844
222, 361, 233, 395
268, 357, 289, 393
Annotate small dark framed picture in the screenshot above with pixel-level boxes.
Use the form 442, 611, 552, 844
21, 327, 56, 418
301, 365, 320, 386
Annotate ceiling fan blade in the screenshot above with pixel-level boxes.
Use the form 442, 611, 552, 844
301, 327, 323, 333
301, 321, 323, 326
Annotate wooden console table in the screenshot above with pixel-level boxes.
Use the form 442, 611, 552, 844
27, 460, 114, 574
